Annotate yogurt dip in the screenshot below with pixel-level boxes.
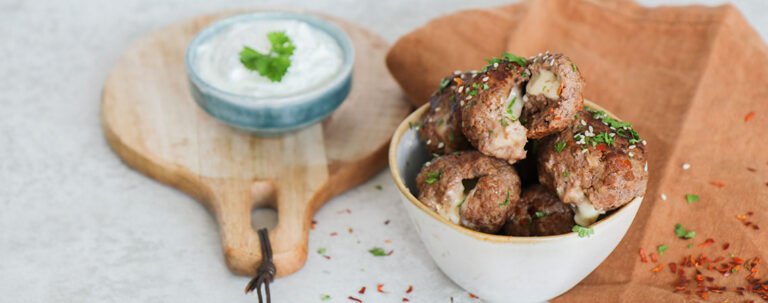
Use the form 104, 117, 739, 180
194, 19, 344, 97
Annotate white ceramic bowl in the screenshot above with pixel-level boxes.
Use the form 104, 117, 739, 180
388, 101, 643, 303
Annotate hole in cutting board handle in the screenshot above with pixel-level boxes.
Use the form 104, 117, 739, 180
250, 181, 278, 231
251, 206, 278, 230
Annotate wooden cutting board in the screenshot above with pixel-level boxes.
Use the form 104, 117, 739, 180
101, 10, 411, 277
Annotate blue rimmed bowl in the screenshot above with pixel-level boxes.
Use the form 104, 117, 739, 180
185, 12, 355, 136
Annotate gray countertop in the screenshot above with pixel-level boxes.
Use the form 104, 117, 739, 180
1, 0, 766, 302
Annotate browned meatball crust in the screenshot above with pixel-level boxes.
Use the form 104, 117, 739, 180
501, 185, 575, 237
416, 151, 522, 233
521, 52, 585, 139
461, 58, 530, 164
419, 72, 473, 154
537, 107, 648, 225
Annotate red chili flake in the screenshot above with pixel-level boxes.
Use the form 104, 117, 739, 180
330, 232, 338, 237
753, 225, 760, 230
311, 220, 317, 230
734, 257, 745, 265
376, 284, 386, 293
709, 180, 726, 188
747, 167, 758, 172
358, 287, 366, 294
405, 285, 413, 294
402, 298, 409, 302
323, 255, 331, 260
468, 293, 479, 299
387, 250, 394, 256
722, 243, 730, 250
596, 143, 607, 151
639, 248, 649, 263
384, 220, 391, 225
698, 238, 715, 248
337, 209, 352, 214
651, 264, 664, 273
347, 296, 363, 302
748, 211, 754, 216
650, 252, 658, 263
745, 111, 756, 122
669, 262, 678, 273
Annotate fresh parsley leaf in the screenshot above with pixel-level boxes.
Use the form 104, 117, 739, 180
685, 194, 700, 204
502, 52, 527, 66
572, 225, 594, 238
320, 294, 332, 301
499, 191, 511, 207
554, 141, 567, 153
674, 224, 696, 239
317, 247, 327, 255
375, 185, 382, 191
239, 31, 295, 82
506, 96, 518, 120
534, 211, 546, 219
369, 247, 388, 257
562, 170, 570, 178
439, 77, 451, 91
425, 170, 442, 185
657, 244, 668, 256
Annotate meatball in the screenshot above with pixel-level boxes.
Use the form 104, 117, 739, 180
416, 151, 522, 233
537, 107, 648, 226
501, 185, 575, 237
461, 57, 529, 164
419, 72, 473, 155
521, 52, 585, 139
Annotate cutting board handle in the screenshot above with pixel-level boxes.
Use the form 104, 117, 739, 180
208, 181, 310, 277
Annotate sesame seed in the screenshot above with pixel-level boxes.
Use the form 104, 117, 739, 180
435, 107, 441, 112
580, 120, 587, 126
609, 133, 615, 137
437, 142, 445, 148
482, 77, 489, 82
465, 95, 472, 100
493, 63, 499, 68
682, 163, 690, 170
628, 151, 635, 157
661, 193, 668, 201
454, 70, 461, 75
458, 86, 464, 93
642, 140, 647, 145
588, 126, 594, 133
629, 145, 636, 149
460, 101, 465, 107
644, 162, 648, 172
426, 139, 432, 145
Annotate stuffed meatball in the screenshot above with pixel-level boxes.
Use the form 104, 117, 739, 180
501, 185, 575, 237
460, 56, 529, 164
521, 52, 585, 139
416, 151, 522, 233
419, 72, 473, 155
537, 107, 647, 226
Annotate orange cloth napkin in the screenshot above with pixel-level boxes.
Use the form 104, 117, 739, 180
386, 0, 768, 301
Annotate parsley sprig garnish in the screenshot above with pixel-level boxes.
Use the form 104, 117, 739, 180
239, 31, 295, 82
573, 225, 594, 238
425, 170, 442, 185
674, 223, 696, 239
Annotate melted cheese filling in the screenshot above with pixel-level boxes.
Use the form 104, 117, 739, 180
526, 70, 561, 99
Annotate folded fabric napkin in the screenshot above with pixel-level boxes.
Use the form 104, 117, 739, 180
386, 0, 768, 301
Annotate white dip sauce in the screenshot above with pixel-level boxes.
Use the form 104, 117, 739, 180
194, 19, 343, 97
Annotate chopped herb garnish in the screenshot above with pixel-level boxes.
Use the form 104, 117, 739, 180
502, 52, 527, 66
572, 225, 594, 238
375, 185, 383, 191
505, 96, 518, 120
439, 77, 451, 91
657, 244, 668, 256
320, 294, 332, 301
685, 194, 700, 204
687, 243, 694, 248
317, 247, 327, 255
239, 31, 295, 82
554, 141, 567, 152
534, 211, 547, 219
499, 191, 511, 207
571, 63, 578, 72
500, 117, 509, 127
369, 247, 388, 257
562, 170, 570, 178
674, 223, 696, 239
425, 170, 442, 185
588, 132, 615, 147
